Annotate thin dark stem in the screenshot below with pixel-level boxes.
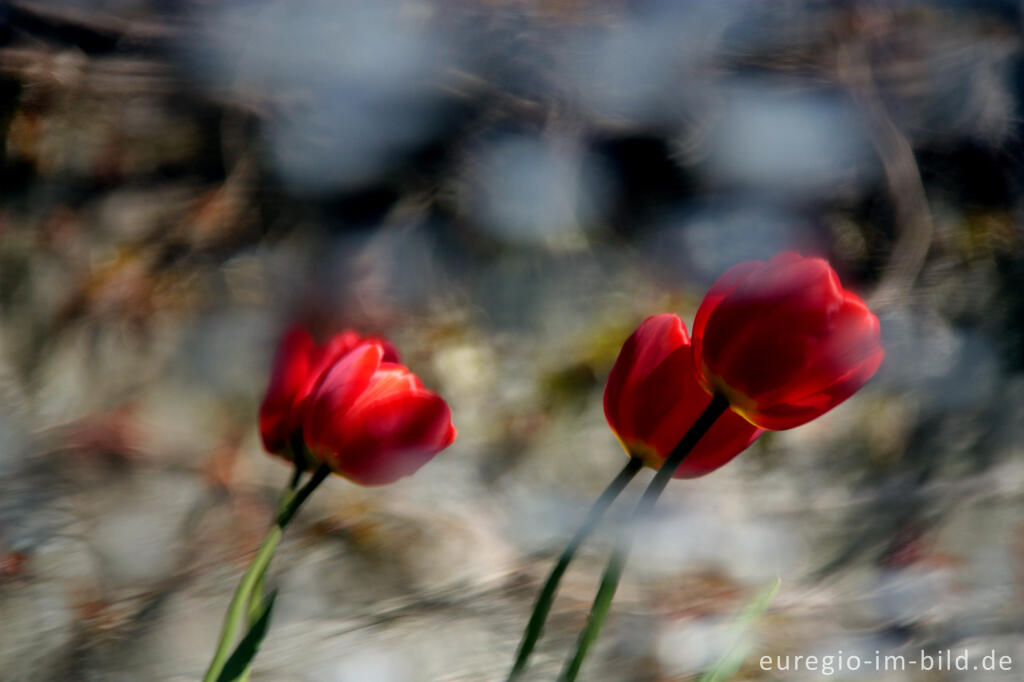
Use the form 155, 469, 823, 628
288, 432, 312, 473
251, 461, 308, 624
506, 457, 643, 681
276, 464, 329, 527
558, 395, 730, 682
288, 463, 303, 491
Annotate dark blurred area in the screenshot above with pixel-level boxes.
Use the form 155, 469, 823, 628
2, 1, 1024, 680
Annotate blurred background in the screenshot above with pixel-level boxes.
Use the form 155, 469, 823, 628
2, 1, 1024, 680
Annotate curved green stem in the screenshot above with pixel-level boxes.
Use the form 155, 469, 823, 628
237, 466, 306, 682
506, 457, 643, 681
558, 395, 729, 682
251, 467, 305, 615
201, 464, 330, 682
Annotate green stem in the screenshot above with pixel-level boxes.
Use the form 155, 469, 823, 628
558, 395, 729, 682
201, 464, 331, 682
274, 464, 328, 527
238, 466, 306, 682
287, 463, 304, 493
506, 457, 643, 681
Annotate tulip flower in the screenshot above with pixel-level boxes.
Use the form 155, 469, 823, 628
259, 325, 399, 458
604, 314, 762, 478
691, 252, 884, 430
303, 341, 457, 486
204, 331, 453, 682
509, 314, 760, 681
553, 255, 884, 682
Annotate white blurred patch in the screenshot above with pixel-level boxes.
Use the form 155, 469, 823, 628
873, 566, 958, 626
702, 84, 872, 196
655, 616, 737, 674
562, 1, 741, 123
186, 0, 451, 192
647, 200, 801, 284
631, 498, 801, 583
460, 134, 613, 249
320, 646, 414, 682
878, 308, 999, 413
89, 473, 203, 584
269, 94, 442, 192
330, 226, 445, 310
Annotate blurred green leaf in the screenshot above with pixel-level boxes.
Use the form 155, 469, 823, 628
215, 589, 278, 682
699, 578, 780, 682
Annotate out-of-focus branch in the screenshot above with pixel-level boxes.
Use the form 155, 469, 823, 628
7, 1, 177, 54
837, 35, 933, 309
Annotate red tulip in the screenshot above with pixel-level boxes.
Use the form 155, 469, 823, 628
259, 325, 399, 458
303, 342, 456, 486
604, 314, 762, 478
691, 252, 884, 430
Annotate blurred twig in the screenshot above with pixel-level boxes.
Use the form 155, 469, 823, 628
7, 1, 177, 54
837, 31, 934, 309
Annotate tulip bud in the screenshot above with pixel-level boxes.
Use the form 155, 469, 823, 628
691, 253, 884, 430
604, 314, 762, 478
303, 342, 456, 486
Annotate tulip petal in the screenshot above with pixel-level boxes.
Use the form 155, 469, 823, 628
672, 412, 762, 478
259, 326, 317, 454
751, 292, 882, 409
692, 253, 883, 430
326, 390, 455, 486
747, 346, 884, 429
302, 342, 384, 456
371, 338, 402, 364
603, 314, 688, 444
692, 259, 761, 387
604, 313, 761, 477
628, 344, 698, 447
640, 346, 762, 477
697, 256, 844, 398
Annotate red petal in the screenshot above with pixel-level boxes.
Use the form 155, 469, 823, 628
751, 291, 882, 409
259, 326, 316, 454
692, 259, 761, 387
326, 389, 455, 486
604, 314, 761, 477
317, 330, 363, 367
321, 330, 401, 365
746, 345, 884, 429
697, 255, 844, 394
693, 253, 883, 430
627, 344, 698, 447
640, 346, 761, 477
603, 314, 688, 443
302, 343, 383, 457
672, 412, 762, 478
368, 337, 401, 363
